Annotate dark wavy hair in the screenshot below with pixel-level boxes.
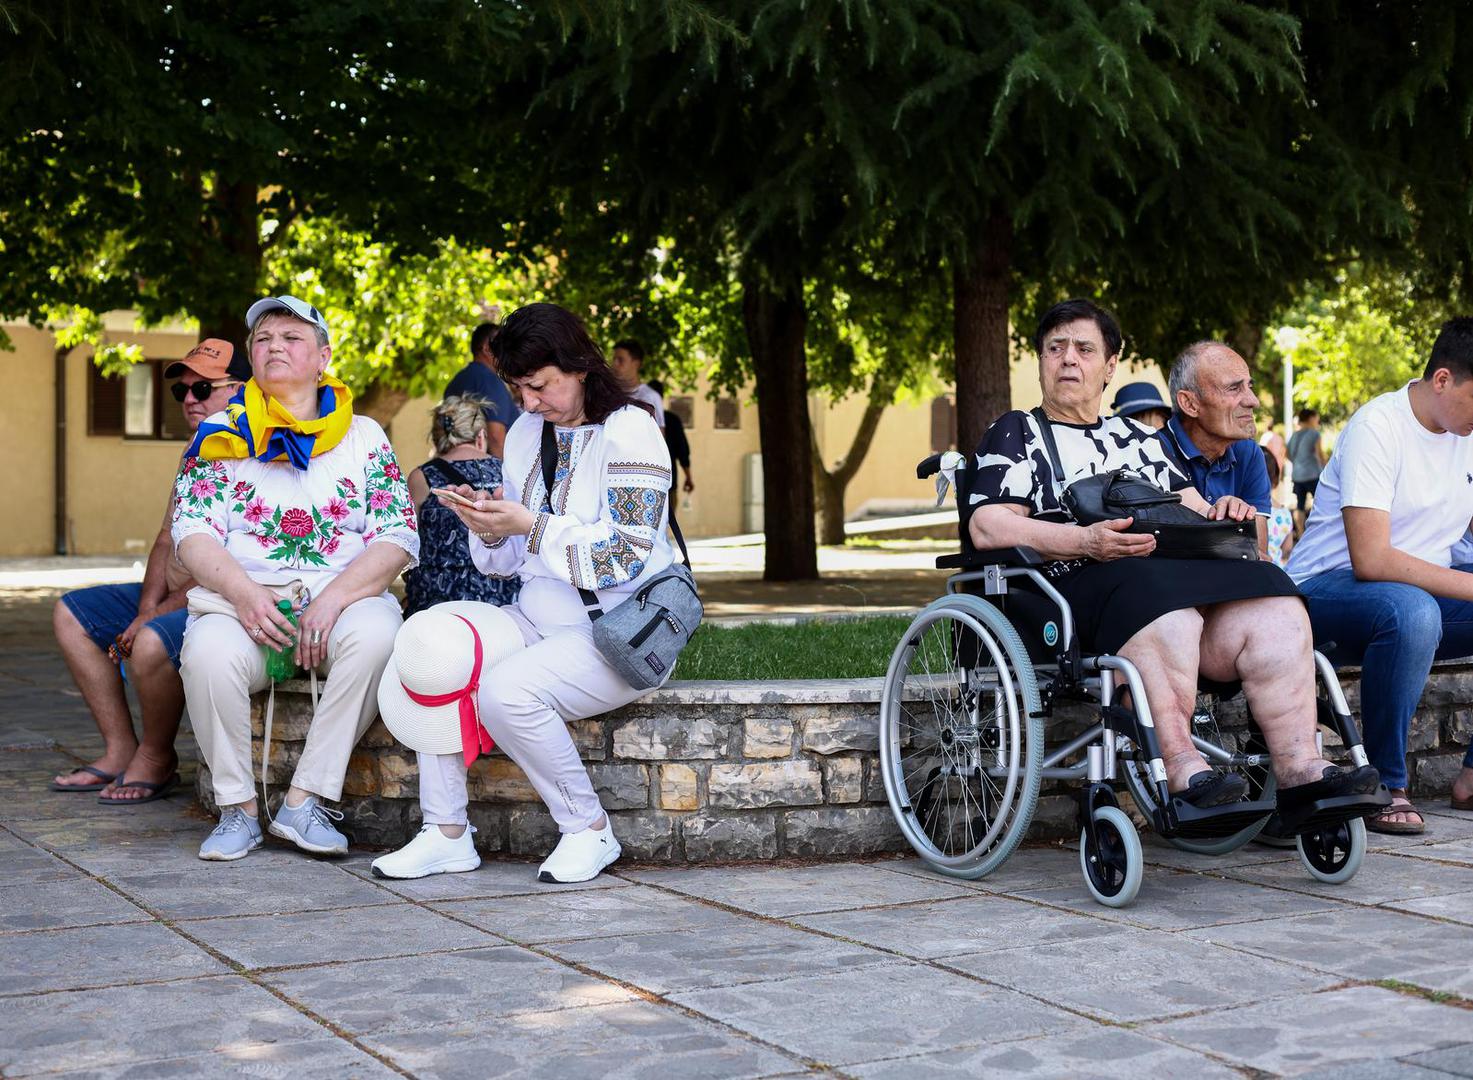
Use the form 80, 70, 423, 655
1033, 298, 1123, 359
490, 303, 647, 425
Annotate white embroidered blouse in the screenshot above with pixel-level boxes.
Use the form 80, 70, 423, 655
171, 415, 420, 596
470, 405, 674, 629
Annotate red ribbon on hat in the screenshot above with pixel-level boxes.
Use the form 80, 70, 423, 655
401, 614, 493, 768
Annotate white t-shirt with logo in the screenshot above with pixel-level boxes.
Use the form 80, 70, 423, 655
630, 383, 665, 428
1286, 383, 1473, 583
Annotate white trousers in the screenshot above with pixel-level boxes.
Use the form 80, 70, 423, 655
418, 605, 646, 833
181, 594, 401, 806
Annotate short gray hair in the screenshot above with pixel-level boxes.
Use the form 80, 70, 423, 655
249, 310, 330, 350
1167, 340, 1225, 406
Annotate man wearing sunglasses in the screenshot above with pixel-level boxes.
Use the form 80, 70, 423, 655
50, 338, 248, 804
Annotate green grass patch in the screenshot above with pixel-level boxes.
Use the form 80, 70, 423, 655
673, 615, 912, 681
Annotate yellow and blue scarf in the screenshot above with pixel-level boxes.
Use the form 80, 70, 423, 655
186, 375, 354, 470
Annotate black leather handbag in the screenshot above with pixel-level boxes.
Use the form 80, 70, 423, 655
1030, 408, 1257, 561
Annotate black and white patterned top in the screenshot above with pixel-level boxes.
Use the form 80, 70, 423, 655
967, 410, 1191, 576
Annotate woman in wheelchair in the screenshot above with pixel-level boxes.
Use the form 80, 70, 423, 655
882, 299, 1386, 904
966, 299, 1381, 816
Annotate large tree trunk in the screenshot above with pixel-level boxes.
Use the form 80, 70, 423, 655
742, 270, 819, 581
195, 178, 261, 350
952, 210, 1013, 454
812, 387, 888, 546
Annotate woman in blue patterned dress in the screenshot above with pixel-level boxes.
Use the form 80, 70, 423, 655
403, 395, 520, 616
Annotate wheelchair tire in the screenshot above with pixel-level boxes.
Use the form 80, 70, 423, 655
1297, 816, 1366, 884
879, 594, 1043, 880
1080, 804, 1143, 907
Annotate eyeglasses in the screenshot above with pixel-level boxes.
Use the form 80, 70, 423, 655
171, 380, 239, 403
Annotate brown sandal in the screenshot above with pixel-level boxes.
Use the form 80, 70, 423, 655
1452, 793, 1473, 812
1366, 794, 1425, 835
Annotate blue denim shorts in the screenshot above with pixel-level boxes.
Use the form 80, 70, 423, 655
60, 583, 188, 669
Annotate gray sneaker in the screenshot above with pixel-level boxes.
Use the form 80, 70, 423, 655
198, 807, 264, 861
269, 796, 348, 855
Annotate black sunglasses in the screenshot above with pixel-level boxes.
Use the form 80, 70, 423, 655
171, 380, 238, 402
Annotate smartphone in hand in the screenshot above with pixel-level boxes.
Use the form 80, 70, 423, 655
430, 487, 480, 509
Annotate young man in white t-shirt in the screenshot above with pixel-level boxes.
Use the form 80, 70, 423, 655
1287, 317, 1473, 833
610, 339, 665, 429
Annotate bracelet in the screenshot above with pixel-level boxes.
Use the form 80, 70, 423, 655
475, 530, 497, 542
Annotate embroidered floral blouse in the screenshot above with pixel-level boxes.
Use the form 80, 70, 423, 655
171, 414, 420, 593
469, 405, 674, 630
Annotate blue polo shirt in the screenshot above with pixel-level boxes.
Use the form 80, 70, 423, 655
1158, 415, 1271, 514
443, 361, 520, 427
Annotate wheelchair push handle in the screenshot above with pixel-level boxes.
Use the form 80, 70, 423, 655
916, 453, 944, 480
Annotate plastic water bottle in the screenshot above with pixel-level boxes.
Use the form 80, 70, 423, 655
262, 598, 300, 682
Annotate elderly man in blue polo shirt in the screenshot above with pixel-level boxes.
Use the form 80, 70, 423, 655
1158, 341, 1272, 559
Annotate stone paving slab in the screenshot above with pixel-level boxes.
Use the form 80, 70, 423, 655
1185, 906, 1473, 998
1402, 1044, 1473, 1077
1295, 1061, 1468, 1080
0, 877, 149, 933
262, 946, 637, 1036
621, 862, 975, 916
1393, 838, 1473, 867
876, 847, 1080, 892
1009, 867, 1342, 931
669, 961, 1084, 1067
0, 843, 87, 885
433, 883, 742, 944
108, 858, 395, 918
360, 1000, 800, 1079
944, 926, 1336, 1023
43, 1039, 402, 1080
1143, 985, 1473, 1075
0, 974, 334, 1077
543, 919, 894, 994
0, 920, 227, 995
339, 853, 629, 901
176, 903, 493, 970
847, 1028, 1243, 1079
1224, 852, 1473, 906
1139, 838, 1303, 871
789, 893, 1130, 959
1384, 890, 1473, 926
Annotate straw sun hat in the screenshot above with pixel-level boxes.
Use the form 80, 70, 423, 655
377, 602, 525, 763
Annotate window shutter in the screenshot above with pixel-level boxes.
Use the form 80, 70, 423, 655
88, 364, 124, 436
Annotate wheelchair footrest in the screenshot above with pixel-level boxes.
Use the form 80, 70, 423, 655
1277, 786, 1393, 836
1165, 796, 1276, 840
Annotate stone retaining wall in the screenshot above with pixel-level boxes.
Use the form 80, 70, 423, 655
194, 662, 1473, 861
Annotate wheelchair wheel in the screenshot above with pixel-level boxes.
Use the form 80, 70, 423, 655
879, 594, 1043, 879
1297, 816, 1366, 884
1119, 703, 1275, 856
1080, 803, 1143, 907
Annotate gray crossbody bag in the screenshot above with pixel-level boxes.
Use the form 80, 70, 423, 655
541, 420, 703, 689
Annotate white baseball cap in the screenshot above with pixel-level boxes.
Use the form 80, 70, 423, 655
245, 295, 331, 344
376, 602, 525, 763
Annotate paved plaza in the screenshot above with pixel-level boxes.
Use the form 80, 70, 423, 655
3, 585, 1473, 1077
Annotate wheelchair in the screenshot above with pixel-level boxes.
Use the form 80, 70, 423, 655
878, 452, 1391, 907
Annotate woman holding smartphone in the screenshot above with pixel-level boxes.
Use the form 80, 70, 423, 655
402, 395, 520, 616
372, 302, 673, 885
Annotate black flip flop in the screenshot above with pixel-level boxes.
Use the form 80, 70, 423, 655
97, 773, 180, 806
1277, 764, 1381, 815
48, 765, 121, 792
1175, 770, 1250, 808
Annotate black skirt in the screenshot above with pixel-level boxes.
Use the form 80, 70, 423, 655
1054, 557, 1301, 655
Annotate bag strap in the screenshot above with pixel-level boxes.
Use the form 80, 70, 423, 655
1029, 407, 1068, 489
428, 456, 475, 490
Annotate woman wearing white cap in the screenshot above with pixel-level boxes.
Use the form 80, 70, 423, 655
173, 296, 419, 861
372, 303, 674, 883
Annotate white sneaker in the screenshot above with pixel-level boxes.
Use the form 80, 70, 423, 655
371, 824, 480, 880
537, 819, 620, 883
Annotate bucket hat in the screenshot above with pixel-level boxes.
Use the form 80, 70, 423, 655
1111, 381, 1170, 418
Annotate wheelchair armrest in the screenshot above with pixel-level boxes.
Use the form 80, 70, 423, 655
935, 545, 1045, 570
916, 453, 944, 479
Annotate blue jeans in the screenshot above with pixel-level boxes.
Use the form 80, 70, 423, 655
1298, 566, 1473, 789
60, 583, 187, 669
